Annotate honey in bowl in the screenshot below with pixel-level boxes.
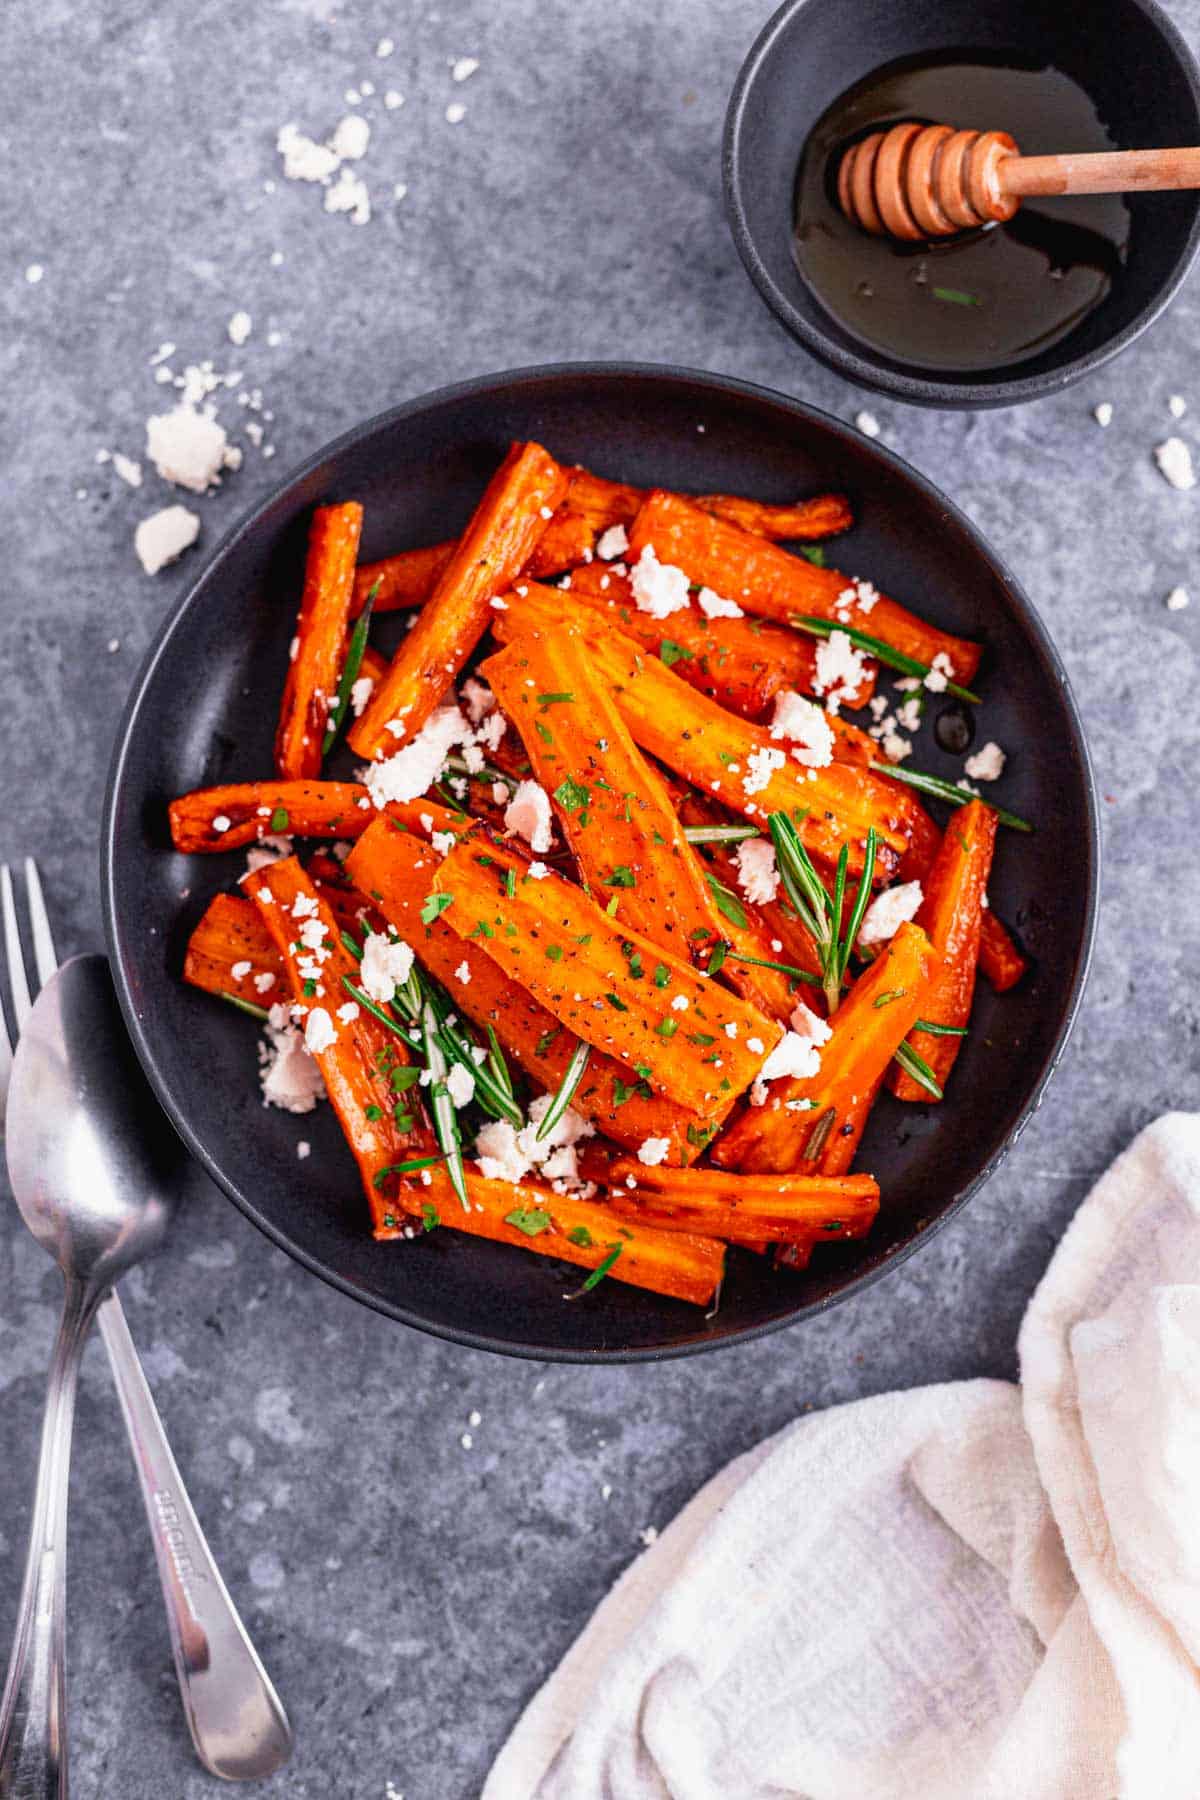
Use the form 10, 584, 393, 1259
793, 52, 1131, 373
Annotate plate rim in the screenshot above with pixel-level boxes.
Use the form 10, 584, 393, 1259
100, 358, 1101, 1362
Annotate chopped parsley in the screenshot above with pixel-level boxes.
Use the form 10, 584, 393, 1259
420, 892, 454, 924
505, 1207, 552, 1237
658, 639, 693, 668
606, 866, 636, 888
554, 775, 590, 814
269, 806, 290, 832
567, 1224, 594, 1248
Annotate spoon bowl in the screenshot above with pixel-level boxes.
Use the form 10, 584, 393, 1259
6, 955, 182, 1292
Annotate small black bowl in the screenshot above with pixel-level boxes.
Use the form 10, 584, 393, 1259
102, 363, 1098, 1361
725, 0, 1200, 407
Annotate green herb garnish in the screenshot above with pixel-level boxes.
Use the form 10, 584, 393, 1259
867, 763, 1033, 832
789, 615, 981, 705
322, 579, 379, 756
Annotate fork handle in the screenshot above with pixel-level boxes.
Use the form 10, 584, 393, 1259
96, 1293, 292, 1781
0, 1279, 97, 1800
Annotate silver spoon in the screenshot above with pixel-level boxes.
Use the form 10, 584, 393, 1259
0, 954, 293, 1796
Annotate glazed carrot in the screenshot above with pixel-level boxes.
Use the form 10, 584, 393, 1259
168, 781, 371, 853
432, 838, 780, 1114
183, 894, 285, 1005
979, 910, 1028, 991
627, 491, 982, 684
244, 856, 435, 1209
481, 632, 726, 961
275, 503, 363, 780
498, 571, 840, 718
711, 921, 938, 1173
564, 469, 854, 544
350, 441, 568, 760
344, 818, 732, 1162
525, 510, 597, 578
493, 621, 908, 876
605, 1163, 879, 1242
889, 799, 997, 1100
351, 540, 455, 616
377, 1169, 725, 1307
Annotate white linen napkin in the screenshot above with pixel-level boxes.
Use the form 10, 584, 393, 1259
484, 1113, 1200, 1800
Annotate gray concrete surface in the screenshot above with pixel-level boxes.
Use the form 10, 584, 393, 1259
1, 1, 1198, 1794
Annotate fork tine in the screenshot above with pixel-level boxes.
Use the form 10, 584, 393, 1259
1, 864, 32, 1032
24, 859, 59, 982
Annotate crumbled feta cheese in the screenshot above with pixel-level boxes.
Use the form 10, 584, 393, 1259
963, 740, 1006, 782
637, 1136, 671, 1167
290, 892, 319, 919
324, 167, 371, 224
211, 814, 231, 834
813, 629, 868, 710
364, 705, 471, 807
923, 651, 955, 694
1155, 436, 1196, 491
454, 960, 471, 985
880, 731, 911, 763
1166, 585, 1190, 612
349, 675, 375, 717
429, 830, 455, 859
491, 781, 510, 806
230, 960, 252, 981
385, 90, 404, 110
376, 36, 394, 56
769, 690, 834, 766
276, 122, 340, 183
742, 745, 786, 796
527, 861, 550, 880
749, 1014, 832, 1102
146, 404, 232, 493
1170, 395, 1187, 419
336, 1001, 360, 1024
696, 586, 743, 620
475, 710, 507, 753
297, 1140, 311, 1160
596, 522, 629, 560
858, 880, 923, 948
134, 504, 201, 575
112, 453, 142, 487
475, 1098, 593, 1185
227, 310, 252, 347
359, 932, 415, 1003
25, 263, 44, 284
304, 1008, 337, 1054
504, 779, 554, 854
855, 410, 881, 438
629, 545, 691, 619
253, 972, 276, 994
734, 836, 779, 906
461, 677, 496, 726
670, 993, 689, 1012
446, 1063, 476, 1108
445, 102, 467, 124
452, 56, 480, 81
1093, 402, 1113, 428
329, 114, 370, 160
258, 1020, 325, 1113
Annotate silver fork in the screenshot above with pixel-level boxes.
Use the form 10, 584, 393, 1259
0, 860, 293, 1782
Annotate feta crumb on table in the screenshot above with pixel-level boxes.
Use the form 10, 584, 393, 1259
1155, 436, 1196, 491
134, 505, 200, 575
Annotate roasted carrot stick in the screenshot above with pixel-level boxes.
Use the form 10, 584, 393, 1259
351, 540, 455, 616
168, 781, 371, 853
482, 632, 727, 961
350, 441, 568, 761
344, 818, 732, 1162
275, 503, 363, 780
889, 799, 997, 1100
498, 570, 840, 719
605, 1163, 879, 1242
378, 1169, 725, 1307
563, 469, 854, 544
244, 855, 436, 1209
490, 620, 908, 876
627, 490, 982, 684
711, 920, 938, 1173
432, 837, 780, 1114
183, 894, 285, 1005
979, 910, 1029, 991
525, 510, 597, 578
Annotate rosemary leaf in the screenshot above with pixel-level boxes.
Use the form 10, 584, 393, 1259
789, 615, 980, 705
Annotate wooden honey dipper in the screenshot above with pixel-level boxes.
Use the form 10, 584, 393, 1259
837, 122, 1200, 239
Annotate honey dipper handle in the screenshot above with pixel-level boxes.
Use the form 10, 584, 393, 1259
1001, 145, 1200, 199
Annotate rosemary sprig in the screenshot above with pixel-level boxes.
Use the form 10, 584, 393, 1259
723, 950, 821, 988
868, 762, 1033, 833
323, 579, 379, 756
788, 615, 981, 705
486, 1023, 515, 1099
682, 824, 761, 846
893, 1041, 944, 1099
768, 815, 877, 1013
536, 1038, 591, 1141
340, 976, 423, 1051
445, 754, 516, 790
564, 1242, 623, 1299
423, 999, 468, 1209
913, 1019, 967, 1037
218, 990, 270, 1022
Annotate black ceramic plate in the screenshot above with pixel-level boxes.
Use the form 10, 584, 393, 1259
102, 364, 1098, 1361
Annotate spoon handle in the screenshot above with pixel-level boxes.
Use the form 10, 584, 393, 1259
0, 1283, 95, 1800
95, 1292, 293, 1782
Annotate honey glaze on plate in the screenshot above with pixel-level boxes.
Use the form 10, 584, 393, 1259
794, 53, 1131, 373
